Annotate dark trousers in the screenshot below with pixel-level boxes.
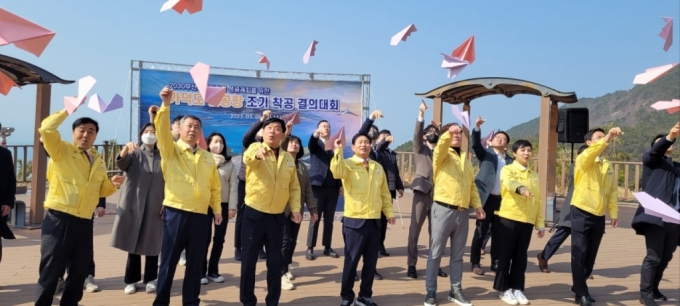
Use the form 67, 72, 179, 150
640, 222, 680, 298
282, 215, 301, 273
470, 194, 500, 265
570, 206, 605, 296
541, 226, 571, 261
203, 203, 228, 277
125, 253, 159, 284
481, 227, 491, 250
307, 186, 339, 249
235, 179, 246, 250
406, 190, 433, 266
240, 205, 285, 306
340, 219, 380, 301
153, 207, 209, 306
35, 210, 93, 306
493, 217, 533, 292
379, 190, 396, 248
59, 254, 96, 279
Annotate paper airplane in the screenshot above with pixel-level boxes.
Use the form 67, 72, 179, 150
659, 17, 673, 52
0, 72, 18, 96
255, 51, 270, 70
481, 129, 496, 149
64, 96, 84, 115
440, 53, 469, 79
390, 24, 417, 46
336, 107, 358, 116
303, 40, 318, 64
451, 105, 470, 129
325, 126, 346, 151
281, 111, 301, 125
651, 99, 680, 114
633, 63, 678, 84
633, 192, 680, 224
421, 100, 428, 109
452, 35, 476, 64
63, 76, 96, 114
88, 94, 123, 113
0, 8, 55, 57
160, 0, 203, 14
197, 127, 207, 150
189, 62, 226, 107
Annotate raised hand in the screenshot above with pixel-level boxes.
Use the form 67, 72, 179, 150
261, 110, 272, 122
334, 138, 343, 149
370, 110, 383, 120
385, 135, 394, 143
668, 122, 680, 140
605, 127, 623, 142
419, 102, 428, 116
119, 142, 138, 158
448, 124, 461, 135
159, 86, 173, 106
285, 121, 293, 136
475, 116, 485, 129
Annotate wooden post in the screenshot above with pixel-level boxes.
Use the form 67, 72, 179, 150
432, 97, 442, 126
461, 102, 471, 159
29, 83, 51, 225
537, 97, 558, 222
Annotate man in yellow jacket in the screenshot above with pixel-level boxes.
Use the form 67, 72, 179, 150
240, 116, 301, 306
35, 107, 124, 306
152, 87, 222, 306
424, 123, 485, 306
570, 127, 621, 306
331, 133, 394, 306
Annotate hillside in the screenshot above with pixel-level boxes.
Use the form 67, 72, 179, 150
506, 65, 680, 161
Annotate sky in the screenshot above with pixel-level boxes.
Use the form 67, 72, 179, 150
1, 1, 679, 148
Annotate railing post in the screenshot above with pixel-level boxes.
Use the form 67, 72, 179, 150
102, 141, 109, 169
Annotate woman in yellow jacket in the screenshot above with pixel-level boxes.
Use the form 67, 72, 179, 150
493, 140, 545, 306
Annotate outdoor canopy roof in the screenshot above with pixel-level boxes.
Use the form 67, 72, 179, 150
0, 53, 73, 86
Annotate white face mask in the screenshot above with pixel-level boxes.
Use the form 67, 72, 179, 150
210, 143, 224, 154
141, 133, 157, 145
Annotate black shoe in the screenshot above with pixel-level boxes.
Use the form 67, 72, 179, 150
438, 268, 447, 278
639, 297, 659, 306
471, 264, 484, 276
424, 291, 437, 306
490, 262, 498, 272
340, 300, 353, 306
306, 249, 316, 260
653, 290, 667, 301
374, 271, 383, 280
259, 249, 267, 260
356, 296, 378, 306
324, 248, 340, 258
234, 248, 241, 261
574, 296, 592, 306
406, 265, 417, 279
586, 294, 595, 303
448, 289, 472, 306
378, 245, 390, 256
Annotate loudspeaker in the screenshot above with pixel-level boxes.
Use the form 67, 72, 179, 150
557, 108, 589, 143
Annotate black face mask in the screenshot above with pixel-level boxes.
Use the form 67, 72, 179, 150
426, 134, 439, 144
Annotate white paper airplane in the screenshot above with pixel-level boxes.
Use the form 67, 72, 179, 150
336, 107, 358, 116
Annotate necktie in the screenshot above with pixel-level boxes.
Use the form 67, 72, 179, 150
82, 151, 92, 165
363, 159, 369, 171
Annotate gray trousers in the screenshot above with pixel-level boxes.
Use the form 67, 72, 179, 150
425, 202, 470, 292
407, 190, 433, 266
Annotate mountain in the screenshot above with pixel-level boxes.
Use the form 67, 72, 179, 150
506, 65, 680, 161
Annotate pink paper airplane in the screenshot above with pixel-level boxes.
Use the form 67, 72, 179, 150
651, 99, 680, 114
255, 51, 270, 70
633, 63, 678, 84
325, 126, 346, 151
160, 0, 203, 14
63, 76, 96, 114
303, 40, 318, 64
64, 96, 85, 115
88, 94, 123, 113
440, 53, 469, 79
659, 17, 673, 52
481, 129, 496, 149
451, 35, 476, 64
197, 127, 207, 150
633, 192, 680, 224
281, 112, 301, 125
189, 62, 226, 107
0, 72, 18, 96
451, 105, 470, 129
390, 24, 417, 46
0, 8, 55, 57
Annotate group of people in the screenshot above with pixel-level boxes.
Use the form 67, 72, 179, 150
0, 84, 677, 306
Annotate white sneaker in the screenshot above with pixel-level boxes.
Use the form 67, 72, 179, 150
200, 278, 209, 285
281, 275, 295, 290
179, 251, 187, 266
207, 274, 225, 283
285, 271, 294, 280
513, 290, 529, 305
145, 280, 156, 293
124, 284, 136, 294
500, 289, 519, 305
83, 275, 99, 293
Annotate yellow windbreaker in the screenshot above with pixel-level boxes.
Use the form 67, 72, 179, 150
571, 139, 619, 219
498, 161, 545, 229
432, 132, 482, 209
243, 142, 301, 214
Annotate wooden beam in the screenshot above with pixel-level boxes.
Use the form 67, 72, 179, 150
29, 84, 51, 225
461, 102, 470, 159
432, 97, 442, 127
537, 97, 558, 222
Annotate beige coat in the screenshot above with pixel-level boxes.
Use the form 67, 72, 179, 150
213, 154, 238, 209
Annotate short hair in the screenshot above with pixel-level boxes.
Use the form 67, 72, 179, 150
424, 124, 439, 134
206, 132, 231, 161
172, 116, 184, 124
180, 115, 202, 127
494, 131, 510, 143
511, 139, 533, 153
284, 135, 304, 160
651, 134, 666, 147
370, 125, 379, 132
317, 120, 329, 127
72, 117, 99, 133
440, 122, 459, 133
352, 133, 371, 144
138, 123, 157, 149
584, 128, 605, 142
379, 129, 391, 136
577, 144, 588, 155
262, 117, 286, 134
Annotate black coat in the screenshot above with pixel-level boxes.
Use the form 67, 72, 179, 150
631, 137, 680, 238
471, 128, 514, 205
0, 146, 16, 240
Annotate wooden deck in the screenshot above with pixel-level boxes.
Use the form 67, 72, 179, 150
1, 191, 678, 305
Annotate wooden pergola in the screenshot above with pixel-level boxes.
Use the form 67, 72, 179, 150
416, 77, 578, 221
0, 54, 74, 225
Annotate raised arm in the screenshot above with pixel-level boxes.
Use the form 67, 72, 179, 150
413, 119, 424, 153
242, 110, 269, 149
329, 148, 349, 180
577, 127, 622, 171
471, 116, 487, 160
116, 142, 138, 172
38, 110, 69, 161
642, 123, 678, 167
433, 129, 452, 169
155, 88, 176, 162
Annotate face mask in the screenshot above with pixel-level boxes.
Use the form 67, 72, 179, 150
426, 134, 439, 144
211, 143, 224, 154
141, 133, 157, 145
